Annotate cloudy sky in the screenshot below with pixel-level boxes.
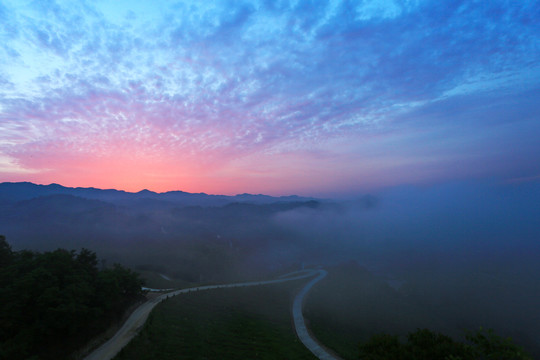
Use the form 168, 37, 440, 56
0, 0, 539, 196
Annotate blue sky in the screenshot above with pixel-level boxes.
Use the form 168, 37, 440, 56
0, 0, 539, 195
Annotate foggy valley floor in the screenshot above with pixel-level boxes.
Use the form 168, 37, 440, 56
112, 263, 539, 360
304, 263, 540, 359
1, 181, 539, 358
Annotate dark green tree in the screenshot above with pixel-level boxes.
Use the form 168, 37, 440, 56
0, 235, 11, 266
466, 328, 532, 360
0, 236, 145, 360
359, 328, 532, 360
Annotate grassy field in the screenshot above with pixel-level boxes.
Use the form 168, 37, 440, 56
304, 262, 540, 359
114, 278, 317, 360
303, 262, 443, 360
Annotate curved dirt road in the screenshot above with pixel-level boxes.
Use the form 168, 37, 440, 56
84, 270, 318, 360
292, 269, 342, 360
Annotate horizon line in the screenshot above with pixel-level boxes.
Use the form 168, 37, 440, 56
0, 180, 314, 199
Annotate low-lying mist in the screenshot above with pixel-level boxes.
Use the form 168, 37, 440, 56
274, 180, 540, 354
278, 180, 540, 270
1, 180, 539, 354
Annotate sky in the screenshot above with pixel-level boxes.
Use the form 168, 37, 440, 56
0, 0, 539, 196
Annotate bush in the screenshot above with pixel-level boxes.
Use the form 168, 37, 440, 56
359, 328, 532, 360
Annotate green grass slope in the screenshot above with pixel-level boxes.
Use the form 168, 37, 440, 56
114, 279, 317, 360
304, 261, 539, 359
303, 262, 443, 360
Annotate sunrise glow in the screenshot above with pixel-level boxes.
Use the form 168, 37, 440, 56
1, 1, 539, 195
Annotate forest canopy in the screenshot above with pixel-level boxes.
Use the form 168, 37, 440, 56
0, 235, 144, 360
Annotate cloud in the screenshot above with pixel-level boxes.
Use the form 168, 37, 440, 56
0, 0, 539, 193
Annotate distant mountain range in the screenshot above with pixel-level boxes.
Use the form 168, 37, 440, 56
0, 182, 317, 206
0, 181, 325, 281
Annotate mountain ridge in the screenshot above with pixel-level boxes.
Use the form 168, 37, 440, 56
0, 182, 317, 206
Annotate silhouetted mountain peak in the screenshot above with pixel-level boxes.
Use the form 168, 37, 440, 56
0, 182, 317, 207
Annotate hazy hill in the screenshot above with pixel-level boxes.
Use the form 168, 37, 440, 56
0, 182, 315, 206
0, 182, 327, 282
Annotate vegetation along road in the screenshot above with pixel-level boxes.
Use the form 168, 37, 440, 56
85, 268, 335, 360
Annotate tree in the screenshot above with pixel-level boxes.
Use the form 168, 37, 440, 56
0, 235, 12, 266
0, 237, 145, 360
359, 328, 532, 360
466, 328, 532, 360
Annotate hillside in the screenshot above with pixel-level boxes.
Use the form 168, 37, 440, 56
114, 279, 316, 360
0, 182, 327, 283
304, 262, 539, 359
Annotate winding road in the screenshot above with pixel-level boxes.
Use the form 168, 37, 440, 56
84, 269, 338, 360
292, 269, 342, 360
